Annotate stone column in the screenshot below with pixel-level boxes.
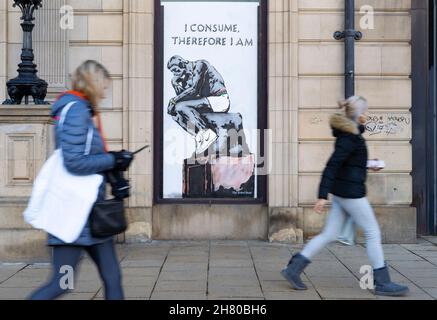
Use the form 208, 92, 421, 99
123, 0, 154, 242
0, 0, 7, 102
268, 0, 303, 243
33, 0, 68, 99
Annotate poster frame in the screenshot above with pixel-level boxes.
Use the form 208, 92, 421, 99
153, 0, 268, 204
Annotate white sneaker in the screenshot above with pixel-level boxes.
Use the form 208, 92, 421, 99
195, 129, 218, 154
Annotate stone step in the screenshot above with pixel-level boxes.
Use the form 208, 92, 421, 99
0, 201, 32, 229
0, 229, 49, 262
0, 200, 49, 261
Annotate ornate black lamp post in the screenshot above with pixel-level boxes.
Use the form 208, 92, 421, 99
2, 0, 48, 105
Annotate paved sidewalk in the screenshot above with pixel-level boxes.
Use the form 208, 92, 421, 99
1, 237, 437, 300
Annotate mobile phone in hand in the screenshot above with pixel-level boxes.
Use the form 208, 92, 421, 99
367, 159, 385, 169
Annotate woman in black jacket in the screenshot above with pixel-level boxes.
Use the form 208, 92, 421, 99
281, 96, 409, 297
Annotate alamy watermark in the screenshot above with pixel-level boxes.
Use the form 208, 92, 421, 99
359, 265, 375, 290
163, 127, 273, 175
59, 265, 74, 290
60, 5, 74, 30
359, 5, 375, 30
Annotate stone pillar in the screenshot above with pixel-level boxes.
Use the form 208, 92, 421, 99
33, 0, 68, 100
0, 106, 53, 261
123, 0, 154, 242
267, 0, 303, 243
0, 0, 6, 102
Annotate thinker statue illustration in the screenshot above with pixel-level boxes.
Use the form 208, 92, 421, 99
167, 55, 250, 156
166, 55, 255, 198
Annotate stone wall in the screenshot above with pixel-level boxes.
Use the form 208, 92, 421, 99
268, 0, 415, 243
63, 0, 154, 242
0, 107, 53, 261
0, 0, 417, 262
0, 0, 6, 102
0, 1, 154, 261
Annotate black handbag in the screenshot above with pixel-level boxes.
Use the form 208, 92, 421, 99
90, 198, 127, 238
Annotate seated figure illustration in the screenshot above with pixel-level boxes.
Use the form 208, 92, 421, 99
166, 55, 255, 198
167, 55, 250, 155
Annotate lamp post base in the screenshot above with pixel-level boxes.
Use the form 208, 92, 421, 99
2, 77, 49, 105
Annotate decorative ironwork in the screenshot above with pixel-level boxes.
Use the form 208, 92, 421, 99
2, 0, 48, 105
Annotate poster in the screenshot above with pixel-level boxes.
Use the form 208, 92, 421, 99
162, 0, 260, 199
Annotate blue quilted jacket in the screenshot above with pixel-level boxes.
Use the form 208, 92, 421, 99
47, 92, 115, 246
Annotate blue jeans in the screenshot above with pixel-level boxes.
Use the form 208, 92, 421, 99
301, 196, 385, 269
29, 240, 124, 300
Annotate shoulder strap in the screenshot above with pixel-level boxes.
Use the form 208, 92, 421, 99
58, 101, 94, 156
59, 101, 76, 127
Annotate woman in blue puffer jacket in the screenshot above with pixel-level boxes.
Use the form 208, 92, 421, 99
29, 60, 133, 300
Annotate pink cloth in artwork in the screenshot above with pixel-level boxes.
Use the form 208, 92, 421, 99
210, 154, 255, 191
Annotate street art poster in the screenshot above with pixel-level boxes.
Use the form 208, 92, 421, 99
162, 0, 260, 199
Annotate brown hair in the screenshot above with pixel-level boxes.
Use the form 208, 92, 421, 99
71, 60, 110, 109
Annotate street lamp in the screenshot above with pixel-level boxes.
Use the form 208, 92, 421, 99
2, 0, 48, 105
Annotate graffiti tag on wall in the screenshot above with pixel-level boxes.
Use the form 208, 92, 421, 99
365, 114, 411, 136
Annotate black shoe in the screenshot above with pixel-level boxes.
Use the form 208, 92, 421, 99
373, 265, 409, 297
280, 253, 311, 290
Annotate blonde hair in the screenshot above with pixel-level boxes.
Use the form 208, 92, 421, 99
338, 96, 368, 121
71, 60, 110, 109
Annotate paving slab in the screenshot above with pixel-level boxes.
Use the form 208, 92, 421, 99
209, 259, 253, 268
96, 286, 153, 298
207, 286, 264, 299
208, 267, 256, 276
1, 240, 437, 300
165, 256, 209, 264
73, 282, 101, 293
122, 276, 158, 287
209, 278, 260, 288
421, 236, 437, 246
58, 292, 96, 300
260, 280, 311, 292
406, 277, 437, 288
154, 280, 207, 292
264, 290, 321, 300
161, 263, 208, 272
388, 260, 437, 269
0, 277, 50, 288
0, 287, 34, 299
306, 276, 359, 288
151, 292, 207, 300
159, 271, 207, 282
401, 244, 437, 251
121, 267, 161, 276
385, 254, 425, 261
0, 266, 27, 284
120, 260, 164, 268
256, 271, 292, 281
316, 287, 375, 300
421, 287, 437, 299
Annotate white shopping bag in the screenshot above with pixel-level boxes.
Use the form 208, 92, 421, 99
23, 102, 103, 243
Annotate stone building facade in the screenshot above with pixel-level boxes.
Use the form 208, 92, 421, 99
0, 0, 423, 260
